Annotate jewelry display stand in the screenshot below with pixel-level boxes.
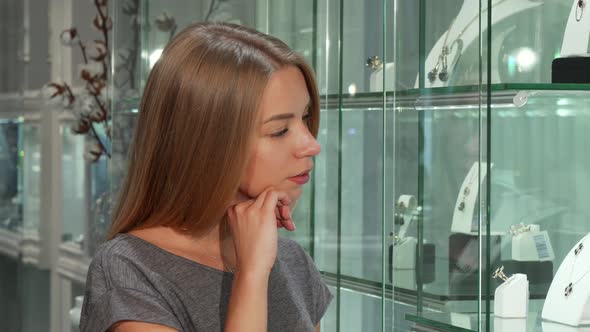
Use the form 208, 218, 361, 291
393, 195, 418, 289
416, 0, 542, 88
494, 317, 526, 332
451, 162, 495, 235
542, 321, 590, 332
493, 267, 529, 318
390, 195, 435, 289
542, 233, 590, 326
393, 237, 417, 289
561, 0, 590, 57
369, 62, 394, 92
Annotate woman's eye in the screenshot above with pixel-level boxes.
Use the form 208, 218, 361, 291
303, 113, 311, 121
271, 128, 289, 137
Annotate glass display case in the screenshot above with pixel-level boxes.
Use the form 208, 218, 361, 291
105, 1, 590, 332
397, 1, 590, 331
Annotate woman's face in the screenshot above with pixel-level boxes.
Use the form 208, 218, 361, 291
240, 66, 321, 206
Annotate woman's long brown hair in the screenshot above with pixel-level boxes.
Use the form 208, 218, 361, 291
107, 22, 320, 239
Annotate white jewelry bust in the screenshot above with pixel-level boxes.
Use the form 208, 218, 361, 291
542, 233, 590, 326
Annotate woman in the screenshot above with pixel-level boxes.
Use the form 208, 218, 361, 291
80, 22, 332, 332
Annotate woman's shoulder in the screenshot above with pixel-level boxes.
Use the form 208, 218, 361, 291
277, 236, 306, 256
277, 236, 317, 270
87, 234, 170, 291
90, 234, 146, 269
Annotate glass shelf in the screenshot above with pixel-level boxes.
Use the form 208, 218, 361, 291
407, 310, 590, 332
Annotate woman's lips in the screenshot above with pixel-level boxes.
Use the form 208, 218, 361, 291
289, 171, 310, 185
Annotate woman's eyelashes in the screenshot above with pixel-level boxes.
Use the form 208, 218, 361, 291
269, 113, 311, 138
271, 127, 289, 137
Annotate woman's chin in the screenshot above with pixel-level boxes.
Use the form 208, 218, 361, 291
288, 187, 303, 202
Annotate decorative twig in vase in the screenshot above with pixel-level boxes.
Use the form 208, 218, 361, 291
42, 0, 112, 163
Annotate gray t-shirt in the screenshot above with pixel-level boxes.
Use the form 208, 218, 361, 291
80, 233, 333, 332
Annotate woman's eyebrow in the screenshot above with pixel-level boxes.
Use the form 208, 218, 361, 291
263, 113, 294, 123
262, 102, 311, 123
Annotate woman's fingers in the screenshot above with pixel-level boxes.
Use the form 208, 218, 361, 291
279, 205, 295, 231
232, 188, 295, 231
253, 187, 272, 209
261, 190, 279, 214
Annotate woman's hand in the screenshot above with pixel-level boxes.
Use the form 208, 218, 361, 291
226, 188, 293, 276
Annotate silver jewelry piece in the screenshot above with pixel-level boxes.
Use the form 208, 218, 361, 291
565, 282, 573, 297
564, 235, 590, 297
366, 56, 383, 71
510, 223, 531, 235
492, 265, 509, 282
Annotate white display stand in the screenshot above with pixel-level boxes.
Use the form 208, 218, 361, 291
451, 162, 494, 234
393, 195, 418, 289
69, 295, 83, 332
369, 62, 394, 92
494, 273, 529, 318
394, 237, 417, 268
393, 237, 417, 289
542, 233, 590, 326
494, 317, 527, 332
416, 0, 542, 88
543, 321, 590, 332
561, 0, 590, 57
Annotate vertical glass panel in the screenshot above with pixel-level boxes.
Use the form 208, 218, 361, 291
0, 120, 22, 232
61, 121, 87, 245
396, 1, 486, 331
22, 121, 40, 234
313, 0, 342, 331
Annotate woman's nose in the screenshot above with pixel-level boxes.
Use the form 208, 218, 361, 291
295, 129, 321, 158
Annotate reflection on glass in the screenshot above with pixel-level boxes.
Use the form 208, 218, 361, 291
62, 123, 87, 244
0, 120, 22, 232
22, 122, 40, 233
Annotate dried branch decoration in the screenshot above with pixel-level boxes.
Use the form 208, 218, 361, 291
43, 0, 112, 162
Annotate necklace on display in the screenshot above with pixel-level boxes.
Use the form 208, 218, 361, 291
577, 0, 585, 22
428, 0, 508, 84
458, 169, 478, 212
564, 234, 590, 297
